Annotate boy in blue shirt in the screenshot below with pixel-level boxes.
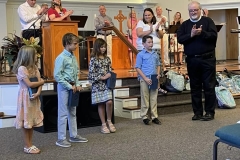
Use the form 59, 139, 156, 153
135, 35, 161, 125
54, 33, 88, 147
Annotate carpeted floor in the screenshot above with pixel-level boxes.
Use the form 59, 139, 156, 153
1, 108, 240, 160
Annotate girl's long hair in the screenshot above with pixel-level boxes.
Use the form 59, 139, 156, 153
12, 46, 37, 74
90, 38, 107, 58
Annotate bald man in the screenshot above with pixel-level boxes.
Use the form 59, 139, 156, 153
155, 6, 169, 66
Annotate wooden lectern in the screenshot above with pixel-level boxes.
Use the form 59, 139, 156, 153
42, 21, 80, 79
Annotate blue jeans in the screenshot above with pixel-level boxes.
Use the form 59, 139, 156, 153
57, 83, 77, 140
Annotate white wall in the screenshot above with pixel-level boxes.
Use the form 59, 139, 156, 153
209, 10, 226, 60
199, 0, 240, 4
5, 1, 154, 37
153, 0, 190, 22
0, 1, 7, 44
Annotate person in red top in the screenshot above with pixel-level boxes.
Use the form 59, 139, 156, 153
48, 0, 73, 21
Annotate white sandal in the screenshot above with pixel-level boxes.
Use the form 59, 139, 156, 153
101, 124, 110, 134
107, 120, 116, 133
24, 145, 40, 154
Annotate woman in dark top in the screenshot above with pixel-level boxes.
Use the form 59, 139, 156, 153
170, 12, 184, 65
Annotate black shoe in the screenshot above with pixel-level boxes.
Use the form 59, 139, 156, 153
143, 119, 150, 125
192, 115, 202, 121
200, 113, 214, 121
152, 118, 161, 125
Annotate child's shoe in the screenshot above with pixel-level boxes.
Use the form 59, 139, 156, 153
56, 139, 71, 148
101, 123, 110, 134
24, 145, 41, 154
107, 120, 116, 133
69, 135, 88, 143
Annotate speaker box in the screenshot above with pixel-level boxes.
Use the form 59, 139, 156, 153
76, 90, 114, 127
34, 91, 58, 133
76, 91, 101, 127
34, 90, 114, 133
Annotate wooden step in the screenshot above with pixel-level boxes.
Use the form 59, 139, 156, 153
123, 106, 141, 110
115, 95, 139, 99
114, 84, 140, 89
158, 99, 205, 108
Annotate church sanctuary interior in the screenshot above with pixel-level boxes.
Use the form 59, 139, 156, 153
1, 0, 240, 159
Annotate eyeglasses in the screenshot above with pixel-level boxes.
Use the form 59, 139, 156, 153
188, 9, 199, 13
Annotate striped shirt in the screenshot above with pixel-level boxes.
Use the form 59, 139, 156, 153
135, 49, 161, 80
54, 49, 81, 90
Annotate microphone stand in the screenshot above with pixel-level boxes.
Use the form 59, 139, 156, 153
127, 6, 135, 72
27, 6, 50, 80
166, 8, 175, 69
27, 6, 50, 39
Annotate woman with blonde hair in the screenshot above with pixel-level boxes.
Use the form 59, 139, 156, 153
48, 0, 73, 21
170, 12, 184, 65
127, 10, 138, 68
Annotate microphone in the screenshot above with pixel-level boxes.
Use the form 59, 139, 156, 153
127, 6, 134, 8
52, 2, 59, 6
166, 8, 172, 11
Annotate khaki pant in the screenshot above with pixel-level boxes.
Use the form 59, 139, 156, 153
163, 34, 169, 64
97, 34, 112, 61
140, 79, 158, 120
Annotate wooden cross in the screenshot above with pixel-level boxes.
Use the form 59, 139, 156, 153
114, 10, 127, 34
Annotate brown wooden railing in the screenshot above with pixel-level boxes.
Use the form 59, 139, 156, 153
102, 26, 165, 69
102, 26, 138, 55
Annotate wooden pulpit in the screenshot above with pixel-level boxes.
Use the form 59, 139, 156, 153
42, 21, 80, 79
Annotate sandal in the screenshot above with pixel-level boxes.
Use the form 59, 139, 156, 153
158, 88, 167, 95
101, 124, 110, 134
24, 145, 41, 154
179, 62, 184, 65
107, 120, 116, 133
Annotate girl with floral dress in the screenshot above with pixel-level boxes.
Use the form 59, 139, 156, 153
12, 46, 45, 154
88, 38, 116, 134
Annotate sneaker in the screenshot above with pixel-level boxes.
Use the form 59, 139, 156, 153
56, 139, 71, 148
69, 135, 88, 143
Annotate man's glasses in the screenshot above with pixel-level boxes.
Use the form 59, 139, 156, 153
189, 9, 199, 13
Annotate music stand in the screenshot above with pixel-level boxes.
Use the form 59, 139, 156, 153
70, 15, 88, 28
166, 25, 180, 69
216, 25, 223, 32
